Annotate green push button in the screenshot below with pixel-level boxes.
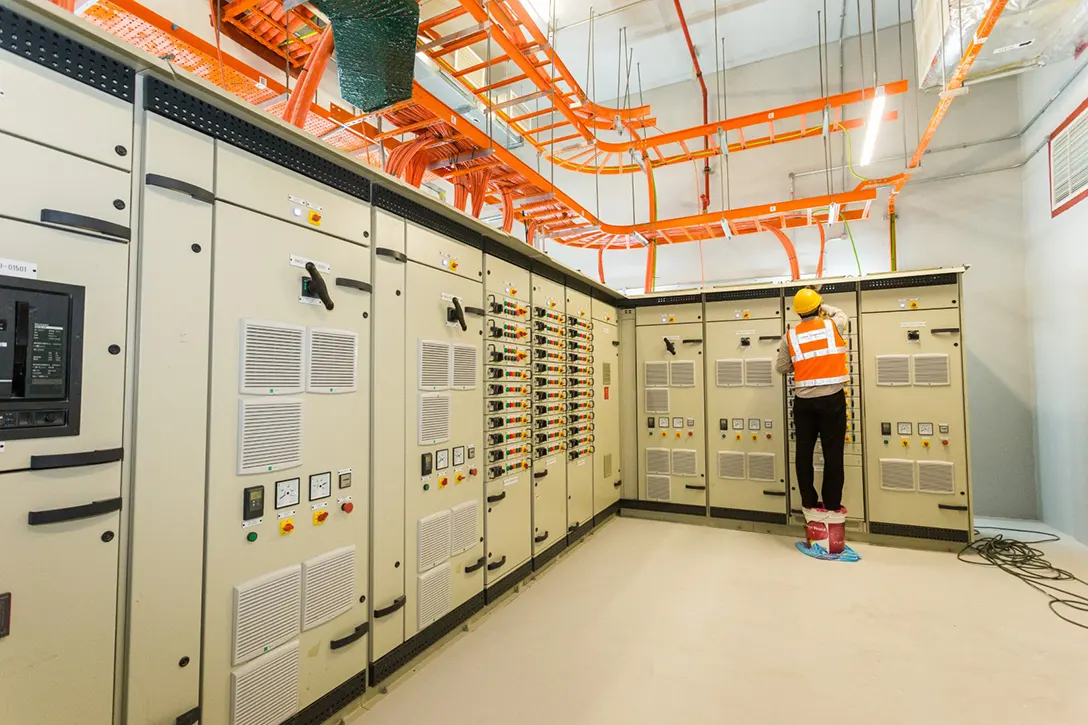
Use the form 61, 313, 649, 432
423, 483, 430, 491
246, 532, 258, 542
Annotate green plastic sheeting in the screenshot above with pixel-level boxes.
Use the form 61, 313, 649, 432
313, 0, 419, 113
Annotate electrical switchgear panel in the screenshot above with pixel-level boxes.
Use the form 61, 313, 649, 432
530, 273, 568, 557
565, 288, 595, 534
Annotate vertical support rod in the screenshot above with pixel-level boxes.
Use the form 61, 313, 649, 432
889, 211, 898, 271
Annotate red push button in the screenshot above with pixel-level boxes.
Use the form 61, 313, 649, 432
341, 502, 354, 514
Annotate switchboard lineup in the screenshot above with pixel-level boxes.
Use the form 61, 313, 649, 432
564, 291, 596, 536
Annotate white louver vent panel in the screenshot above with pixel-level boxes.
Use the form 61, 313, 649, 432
747, 453, 776, 482
418, 393, 451, 445
418, 563, 452, 629
913, 354, 951, 386
301, 546, 356, 631
1051, 104, 1088, 212
239, 320, 305, 395
670, 360, 696, 388
230, 641, 300, 725
237, 398, 303, 475
644, 361, 670, 387
645, 448, 671, 475
306, 328, 357, 393
716, 359, 744, 387
671, 449, 698, 477
417, 510, 452, 573
875, 355, 911, 386
645, 388, 670, 413
744, 358, 775, 387
419, 340, 451, 390
717, 451, 746, 480
603, 453, 613, 478
232, 565, 302, 665
646, 474, 671, 501
918, 461, 956, 494
880, 459, 916, 492
451, 344, 478, 390
450, 500, 479, 555
602, 362, 612, 386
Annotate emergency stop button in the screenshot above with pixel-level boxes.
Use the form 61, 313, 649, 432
341, 502, 354, 514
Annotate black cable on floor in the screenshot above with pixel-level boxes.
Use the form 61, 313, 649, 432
959, 526, 1088, 630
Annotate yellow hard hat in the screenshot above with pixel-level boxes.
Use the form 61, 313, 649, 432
793, 288, 822, 316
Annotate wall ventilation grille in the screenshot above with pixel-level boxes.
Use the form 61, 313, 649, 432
230, 641, 301, 725
717, 451, 746, 480
744, 358, 775, 387
747, 453, 776, 482
669, 360, 696, 388
645, 448, 671, 475
880, 459, 916, 492
716, 359, 744, 387
671, 449, 698, 477
918, 461, 956, 494
232, 565, 302, 666
875, 355, 911, 386
240, 320, 305, 394
306, 328, 357, 393
450, 500, 479, 555
644, 361, 670, 387
418, 563, 452, 630
1051, 101, 1088, 215
913, 354, 951, 386
419, 340, 450, 390
646, 474, 671, 501
237, 398, 303, 475
417, 510, 452, 573
418, 393, 451, 445
645, 388, 670, 413
301, 546, 356, 632
451, 344, 478, 390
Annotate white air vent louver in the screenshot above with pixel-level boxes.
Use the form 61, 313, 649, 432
918, 461, 956, 494
418, 563, 452, 629
419, 340, 451, 390
880, 459, 916, 491
232, 565, 302, 665
418, 393, 451, 445
230, 641, 300, 725
1051, 103, 1088, 213
645, 388, 670, 413
450, 500, 479, 555
747, 453, 776, 482
876, 355, 911, 386
417, 510, 452, 573
744, 358, 775, 387
716, 359, 744, 387
717, 451, 746, 480
645, 447, 671, 475
306, 328, 357, 393
644, 361, 670, 387
646, 474, 671, 501
451, 343, 478, 390
670, 360, 696, 388
237, 398, 303, 475
602, 362, 612, 386
671, 449, 698, 477
240, 320, 305, 395
913, 354, 951, 386
603, 453, 613, 478
301, 546, 356, 631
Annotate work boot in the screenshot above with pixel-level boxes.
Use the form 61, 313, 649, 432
802, 507, 829, 551
825, 507, 847, 554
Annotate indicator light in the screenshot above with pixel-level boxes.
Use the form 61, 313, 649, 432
246, 532, 258, 542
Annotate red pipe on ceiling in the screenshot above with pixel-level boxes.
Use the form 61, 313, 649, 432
673, 0, 710, 213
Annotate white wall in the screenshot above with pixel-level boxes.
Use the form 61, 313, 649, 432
1020, 58, 1088, 543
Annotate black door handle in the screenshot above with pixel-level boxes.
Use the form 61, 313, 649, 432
614, 480, 622, 488
464, 556, 486, 573
533, 470, 549, 479
486, 491, 507, 503
938, 503, 968, 511
28, 496, 122, 526
486, 555, 507, 571
335, 277, 372, 293
759, 335, 781, 341
31, 447, 124, 470
534, 531, 549, 543
329, 621, 369, 650
40, 209, 130, 241
931, 328, 960, 335
762, 490, 787, 497
464, 305, 486, 317
682, 338, 703, 344
685, 484, 707, 491
375, 248, 407, 263
144, 173, 214, 204
304, 262, 334, 310
373, 595, 406, 618
448, 297, 467, 331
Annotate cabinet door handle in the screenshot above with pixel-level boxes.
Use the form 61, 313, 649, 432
681, 338, 704, 344
613, 480, 622, 488
533, 471, 549, 480
486, 491, 507, 503
329, 621, 369, 651
463, 305, 486, 317
931, 328, 960, 335
31, 447, 124, 471
376, 248, 407, 263
28, 497, 122, 526
534, 531, 549, 544
486, 555, 507, 571
938, 503, 968, 512
759, 335, 781, 341
762, 490, 787, 497
464, 556, 486, 573
373, 595, 406, 618
40, 209, 130, 241
685, 484, 707, 491
335, 277, 372, 293
144, 173, 214, 204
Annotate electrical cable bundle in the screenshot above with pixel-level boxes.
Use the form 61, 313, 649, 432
959, 527, 1088, 630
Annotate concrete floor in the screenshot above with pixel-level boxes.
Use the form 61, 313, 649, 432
349, 517, 1088, 725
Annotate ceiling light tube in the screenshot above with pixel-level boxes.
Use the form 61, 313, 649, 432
827, 202, 840, 225
631, 231, 650, 247
859, 88, 886, 167
719, 220, 733, 239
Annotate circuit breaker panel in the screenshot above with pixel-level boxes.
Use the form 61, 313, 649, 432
861, 273, 971, 541
635, 298, 707, 512
565, 288, 596, 538
785, 282, 866, 522
483, 255, 532, 590
530, 273, 568, 560
592, 300, 621, 519
704, 290, 787, 522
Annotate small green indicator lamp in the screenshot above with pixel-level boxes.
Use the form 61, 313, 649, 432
246, 532, 258, 543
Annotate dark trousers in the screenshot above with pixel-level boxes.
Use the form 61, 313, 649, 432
794, 390, 847, 510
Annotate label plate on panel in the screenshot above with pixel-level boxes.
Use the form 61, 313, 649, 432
0, 258, 37, 279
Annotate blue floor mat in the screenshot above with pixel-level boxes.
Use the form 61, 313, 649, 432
796, 542, 862, 562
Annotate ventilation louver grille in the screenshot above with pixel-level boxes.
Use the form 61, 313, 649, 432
240, 320, 305, 394
417, 510, 452, 573
418, 563, 452, 629
306, 328, 357, 393
716, 359, 744, 387
233, 565, 302, 666
670, 360, 696, 387
301, 546, 356, 631
645, 448, 671, 475
419, 340, 451, 390
880, 459, 916, 491
744, 358, 775, 387
1051, 104, 1088, 213
451, 344, 478, 390
644, 361, 670, 387
918, 461, 956, 494
602, 362, 612, 386
230, 641, 301, 725
913, 354, 951, 386
671, 449, 698, 477
717, 451, 746, 480
418, 393, 451, 444
237, 398, 303, 475
450, 500, 479, 555
646, 474, 671, 501
747, 453, 776, 482
603, 453, 613, 478
876, 355, 911, 386
645, 388, 670, 413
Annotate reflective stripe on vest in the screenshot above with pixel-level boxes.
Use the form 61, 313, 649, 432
788, 318, 850, 388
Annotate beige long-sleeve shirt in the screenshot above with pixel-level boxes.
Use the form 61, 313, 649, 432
775, 304, 848, 399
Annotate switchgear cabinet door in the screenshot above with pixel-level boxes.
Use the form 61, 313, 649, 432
530, 275, 568, 558
593, 320, 621, 516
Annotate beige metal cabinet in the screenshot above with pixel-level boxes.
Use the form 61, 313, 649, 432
592, 303, 621, 518
530, 274, 568, 558
565, 288, 595, 534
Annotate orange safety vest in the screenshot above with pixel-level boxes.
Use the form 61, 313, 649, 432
787, 317, 850, 388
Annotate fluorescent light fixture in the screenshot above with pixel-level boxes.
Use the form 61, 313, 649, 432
859, 88, 886, 167
719, 220, 733, 239
827, 202, 840, 225
631, 231, 650, 247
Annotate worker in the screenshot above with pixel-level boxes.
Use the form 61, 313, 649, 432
776, 287, 850, 555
